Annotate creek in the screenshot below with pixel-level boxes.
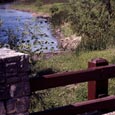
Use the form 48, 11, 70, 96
0, 5, 58, 53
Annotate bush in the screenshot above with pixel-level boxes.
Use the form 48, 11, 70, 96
68, 0, 115, 51
50, 5, 59, 14
50, 3, 70, 27
35, 0, 43, 7
51, 0, 115, 51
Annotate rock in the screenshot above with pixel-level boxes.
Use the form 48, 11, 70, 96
60, 35, 81, 51
6, 97, 29, 114
0, 102, 6, 115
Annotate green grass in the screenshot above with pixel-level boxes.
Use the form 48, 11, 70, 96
11, 2, 65, 16
35, 49, 115, 72
30, 49, 115, 112
11, 4, 39, 12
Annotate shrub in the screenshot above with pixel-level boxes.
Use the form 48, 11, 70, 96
68, 0, 115, 51
35, 0, 43, 7
50, 3, 70, 27
51, 0, 115, 51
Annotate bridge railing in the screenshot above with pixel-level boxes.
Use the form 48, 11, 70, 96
29, 58, 115, 115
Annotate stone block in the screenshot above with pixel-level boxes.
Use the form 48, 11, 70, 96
0, 48, 24, 60
0, 48, 30, 114
0, 74, 6, 84
0, 63, 5, 74
6, 97, 29, 114
0, 84, 8, 100
19, 73, 29, 82
8, 112, 29, 115
0, 48, 30, 100
8, 82, 30, 98
0, 48, 29, 73
5, 62, 18, 77
7, 77, 21, 84
0, 101, 6, 115
18, 55, 30, 72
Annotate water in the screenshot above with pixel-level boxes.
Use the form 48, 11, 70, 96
0, 8, 58, 53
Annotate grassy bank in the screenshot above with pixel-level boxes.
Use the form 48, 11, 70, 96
30, 49, 115, 112
11, 2, 65, 16
34, 49, 115, 72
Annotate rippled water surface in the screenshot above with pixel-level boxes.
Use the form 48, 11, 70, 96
0, 8, 58, 53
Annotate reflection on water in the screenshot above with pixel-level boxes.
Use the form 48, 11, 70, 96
0, 9, 58, 53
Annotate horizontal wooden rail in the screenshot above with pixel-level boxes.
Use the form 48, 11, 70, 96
30, 96, 115, 115
30, 64, 115, 92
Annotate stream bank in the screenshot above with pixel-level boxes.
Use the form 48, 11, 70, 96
0, 2, 82, 59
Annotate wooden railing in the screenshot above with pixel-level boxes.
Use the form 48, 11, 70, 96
29, 58, 115, 115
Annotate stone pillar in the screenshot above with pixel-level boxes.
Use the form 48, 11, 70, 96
0, 48, 30, 115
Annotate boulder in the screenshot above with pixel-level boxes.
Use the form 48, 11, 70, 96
60, 35, 81, 51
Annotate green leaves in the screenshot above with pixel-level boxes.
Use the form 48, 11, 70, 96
68, 0, 115, 50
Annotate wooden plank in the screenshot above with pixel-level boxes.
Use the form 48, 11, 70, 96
30, 96, 115, 115
30, 64, 115, 92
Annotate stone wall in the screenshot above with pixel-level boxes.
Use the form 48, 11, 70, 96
0, 48, 30, 115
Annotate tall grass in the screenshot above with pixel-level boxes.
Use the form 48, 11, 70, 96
34, 49, 115, 72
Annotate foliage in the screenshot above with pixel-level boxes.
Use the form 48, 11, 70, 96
11, 0, 115, 51
34, 0, 43, 7
50, 3, 70, 27
60, 22, 74, 37
50, 0, 115, 51
67, 0, 115, 50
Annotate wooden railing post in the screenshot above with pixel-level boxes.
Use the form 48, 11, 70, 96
88, 58, 109, 100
